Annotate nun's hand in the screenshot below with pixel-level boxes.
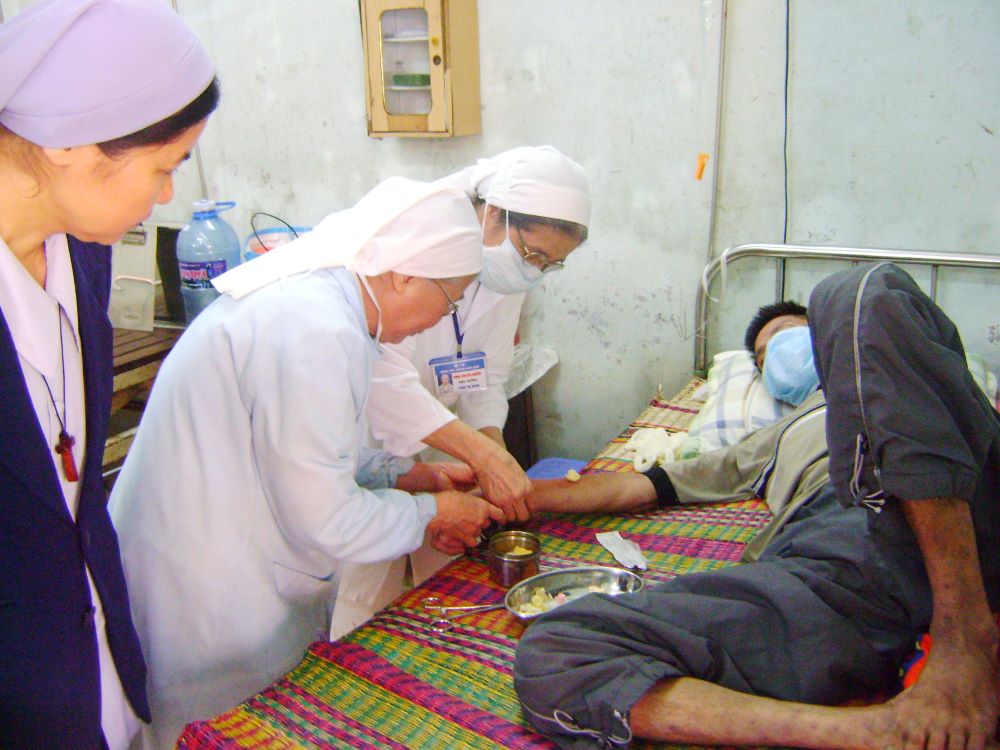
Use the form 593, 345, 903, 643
428, 531, 466, 556
396, 461, 477, 493
420, 421, 531, 523
475, 447, 532, 524
468, 425, 533, 522
428, 491, 506, 552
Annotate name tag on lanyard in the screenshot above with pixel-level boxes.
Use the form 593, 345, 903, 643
429, 311, 487, 395
429, 352, 487, 395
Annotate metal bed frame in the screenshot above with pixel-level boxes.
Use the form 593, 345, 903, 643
694, 243, 1000, 375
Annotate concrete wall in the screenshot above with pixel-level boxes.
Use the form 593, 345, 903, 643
4, 0, 996, 459
711, 1, 1000, 379
166, 0, 728, 460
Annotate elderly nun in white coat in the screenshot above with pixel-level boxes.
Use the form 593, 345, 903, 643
331, 147, 590, 636
109, 178, 504, 749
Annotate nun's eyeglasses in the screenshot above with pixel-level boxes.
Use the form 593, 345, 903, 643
432, 279, 460, 315
515, 226, 565, 272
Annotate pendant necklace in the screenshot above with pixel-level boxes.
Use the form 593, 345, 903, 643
40, 308, 79, 482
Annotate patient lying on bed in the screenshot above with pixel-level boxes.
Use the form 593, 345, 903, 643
515, 264, 1000, 750
529, 299, 824, 563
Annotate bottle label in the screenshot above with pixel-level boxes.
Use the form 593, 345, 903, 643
178, 260, 228, 289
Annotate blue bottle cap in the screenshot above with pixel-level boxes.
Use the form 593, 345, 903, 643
191, 200, 236, 220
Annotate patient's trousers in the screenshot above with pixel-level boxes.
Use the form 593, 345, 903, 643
513, 263, 1000, 749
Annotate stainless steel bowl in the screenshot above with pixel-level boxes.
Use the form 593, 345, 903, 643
487, 530, 540, 588
504, 566, 644, 621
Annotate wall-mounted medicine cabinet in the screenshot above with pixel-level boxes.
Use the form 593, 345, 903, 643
359, 0, 481, 137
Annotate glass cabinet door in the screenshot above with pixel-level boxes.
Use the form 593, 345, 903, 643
381, 8, 432, 115
364, 0, 446, 133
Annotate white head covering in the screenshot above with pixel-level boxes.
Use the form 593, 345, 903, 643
440, 145, 591, 227
0, 0, 215, 148
213, 177, 483, 300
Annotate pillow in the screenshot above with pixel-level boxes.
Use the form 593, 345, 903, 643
681, 350, 794, 458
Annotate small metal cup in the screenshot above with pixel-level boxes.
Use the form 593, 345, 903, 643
488, 530, 540, 588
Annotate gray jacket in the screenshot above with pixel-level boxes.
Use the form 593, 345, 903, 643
665, 389, 828, 561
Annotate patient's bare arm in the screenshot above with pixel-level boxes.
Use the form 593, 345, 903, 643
527, 473, 658, 515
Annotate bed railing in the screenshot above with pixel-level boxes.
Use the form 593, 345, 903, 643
695, 243, 1000, 374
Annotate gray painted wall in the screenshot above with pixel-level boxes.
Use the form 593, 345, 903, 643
5, 0, 996, 459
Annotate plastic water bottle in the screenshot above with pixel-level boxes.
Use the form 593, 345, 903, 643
176, 200, 241, 323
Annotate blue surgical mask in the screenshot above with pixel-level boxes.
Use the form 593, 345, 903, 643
762, 326, 819, 405
477, 237, 545, 294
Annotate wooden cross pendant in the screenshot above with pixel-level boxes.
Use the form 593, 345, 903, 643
55, 430, 79, 482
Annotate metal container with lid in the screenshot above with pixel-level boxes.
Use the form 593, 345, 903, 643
487, 530, 540, 588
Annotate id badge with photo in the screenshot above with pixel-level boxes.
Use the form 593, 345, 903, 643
429, 351, 487, 396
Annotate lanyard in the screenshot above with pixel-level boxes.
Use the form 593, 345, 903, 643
449, 280, 483, 359
451, 311, 464, 358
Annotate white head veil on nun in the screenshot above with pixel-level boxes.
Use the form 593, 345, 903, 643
0, 0, 215, 148
436, 146, 591, 295
442, 145, 591, 227
213, 177, 483, 300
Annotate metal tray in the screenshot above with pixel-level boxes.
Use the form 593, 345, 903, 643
504, 566, 644, 621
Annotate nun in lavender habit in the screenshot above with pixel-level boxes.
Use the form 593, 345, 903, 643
0, 1, 218, 747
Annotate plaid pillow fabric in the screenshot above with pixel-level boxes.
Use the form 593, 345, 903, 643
681, 351, 793, 457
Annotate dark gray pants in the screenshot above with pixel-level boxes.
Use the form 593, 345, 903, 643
513, 488, 921, 749
514, 264, 999, 749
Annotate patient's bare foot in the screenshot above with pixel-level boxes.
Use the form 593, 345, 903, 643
852, 664, 1000, 750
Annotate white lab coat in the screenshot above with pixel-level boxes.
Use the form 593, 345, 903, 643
329, 282, 522, 639
109, 268, 433, 750
367, 280, 524, 455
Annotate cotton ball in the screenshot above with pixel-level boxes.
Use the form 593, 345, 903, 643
626, 428, 684, 472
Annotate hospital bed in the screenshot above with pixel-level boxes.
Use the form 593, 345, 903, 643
176, 245, 999, 750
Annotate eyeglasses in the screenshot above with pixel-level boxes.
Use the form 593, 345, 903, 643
432, 279, 460, 315
514, 225, 565, 272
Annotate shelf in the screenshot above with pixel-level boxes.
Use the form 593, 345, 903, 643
386, 85, 432, 91
383, 36, 429, 43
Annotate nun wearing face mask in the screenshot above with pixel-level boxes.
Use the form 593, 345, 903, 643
331, 148, 588, 635
367, 146, 589, 517
108, 178, 504, 749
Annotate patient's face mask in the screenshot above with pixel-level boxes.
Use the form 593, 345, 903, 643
477, 211, 546, 295
761, 326, 819, 405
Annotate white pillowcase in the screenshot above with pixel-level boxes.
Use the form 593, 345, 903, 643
681, 350, 998, 459
681, 350, 794, 458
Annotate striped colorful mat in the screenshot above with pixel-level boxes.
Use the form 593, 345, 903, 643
177, 380, 776, 750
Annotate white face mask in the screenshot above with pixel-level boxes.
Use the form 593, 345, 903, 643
477, 238, 545, 295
